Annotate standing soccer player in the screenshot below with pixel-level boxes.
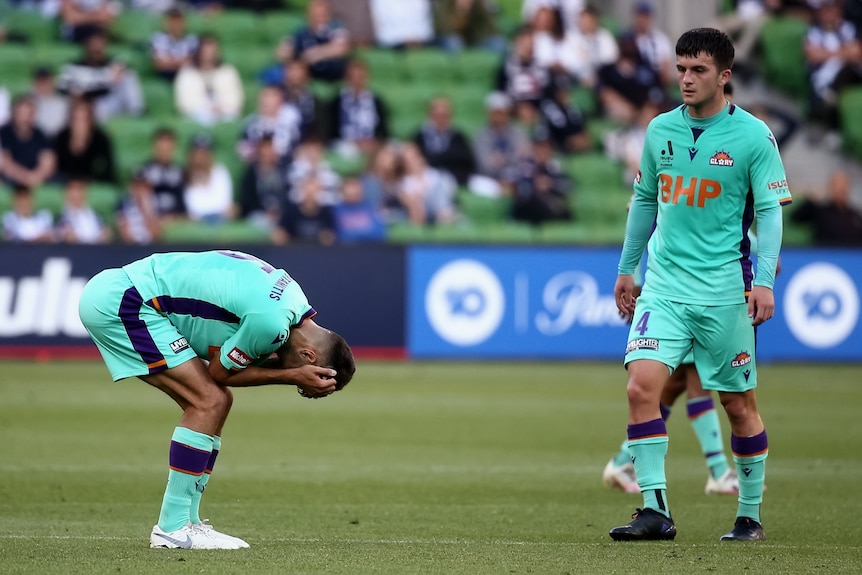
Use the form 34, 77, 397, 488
78, 250, 355, 549
610, 28, 791, 541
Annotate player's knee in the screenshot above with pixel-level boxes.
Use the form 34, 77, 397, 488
720, 394, 753, 425
626, 378, 655, 407
199, 386, 232, 416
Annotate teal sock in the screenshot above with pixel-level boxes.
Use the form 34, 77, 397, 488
628, 419, 670, 518
157, 427, 213, 532
613, 404, 671, 467
686, 397, 729, 479
189, 435, 221, 524
732, 430, 768, 523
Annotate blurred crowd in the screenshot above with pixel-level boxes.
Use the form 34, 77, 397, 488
1, 0, 861, 247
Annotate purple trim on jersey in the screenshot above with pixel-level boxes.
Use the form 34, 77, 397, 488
627, 418, 667, 441
739, 191, 756, 294
731, 430, 768, 456
728, 104, 736, 115
169, 440, 211, 475
298, 307, 317, 326
118, 287, 167, 374
660, 403, 672, 421
149, 296, 240, 324
686, 396, 715, 419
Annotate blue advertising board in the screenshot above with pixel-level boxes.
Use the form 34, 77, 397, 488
407, 246, 862, 362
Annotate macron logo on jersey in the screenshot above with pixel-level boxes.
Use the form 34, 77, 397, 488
228, 347, 253, 366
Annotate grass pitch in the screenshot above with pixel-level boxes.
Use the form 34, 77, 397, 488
0, 360, 860, 574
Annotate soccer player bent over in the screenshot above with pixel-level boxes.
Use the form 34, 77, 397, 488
78, 250, 355, 549
610, 28, 791, 542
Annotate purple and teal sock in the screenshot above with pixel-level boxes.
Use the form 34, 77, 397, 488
628, 418, 670, 518
686, 396, 730, 479
189, 435, 220, 525
732, 430, 768, 523
157, 427, 214, 532
612, 404, 671, 467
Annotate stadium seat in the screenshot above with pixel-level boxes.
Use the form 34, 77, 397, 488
33, 183, 65, 216
32, 43, 81, 69
479, 221, 537, 243
186, 10, 261, 46
839, 86, 862, 160
222, 44, 275, 79
760, 17, 809, 99
259, 12, 306, 45
5, 11, 57, 44
457, 189, 511, 224
161, 220, 271, 243
386, 222, 431, 243
88, 182, 122, 220
112, 10, 161, 47
564, 152, 625, 193
403, 49, 459, 85
455, 50, 502, 90
356, 48, 405, 84
141, 79, 176, 118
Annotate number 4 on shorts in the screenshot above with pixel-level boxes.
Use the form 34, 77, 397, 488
635, 311, 650, 336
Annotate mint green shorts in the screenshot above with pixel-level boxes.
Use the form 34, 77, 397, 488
624, 292, 757, 392
78, 269, 198, 381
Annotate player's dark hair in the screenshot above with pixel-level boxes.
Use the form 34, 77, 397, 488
323, 331, 355, 391
675, 27, 734, 72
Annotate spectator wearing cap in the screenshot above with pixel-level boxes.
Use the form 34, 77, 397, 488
56, 29, 145, 122
511, 127, 573, 225
117, 168, 163, 244
538, 75, 591, 153
56, 177, 112, 244
174, 34, 244, 125
30, 67, 70, 139
60, 0, 121, 43
1, 186, 55, 243
287, 0, 351, 82
182, 134, 235, 224
412, 96, 476, 187
434, 0, 507, 53
328, 58, 389, 158
471, 91, 528, 197
618, 2, 674, 87
239, 135, 290, 231
496, 27, 550, 106
0, 95, 56, 189
138, 127, 186, 218
53, 98, 117, 184
150, 8, 199, 82
236, 85, 301, 163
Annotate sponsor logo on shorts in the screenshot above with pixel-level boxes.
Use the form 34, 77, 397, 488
228, 347, 252, 366
169, 337, 190, 354
709, 150, 734, 167
731, 351, 752, 368
625, 338, 659, 354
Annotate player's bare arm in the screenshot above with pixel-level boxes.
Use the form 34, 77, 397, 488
208, 358, 337, 396
748, 286, 775, 327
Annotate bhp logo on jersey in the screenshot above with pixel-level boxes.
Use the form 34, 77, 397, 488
709, 151, 735, 167
659, 175, 722, 207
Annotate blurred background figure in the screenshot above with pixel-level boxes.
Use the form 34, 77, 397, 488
619, 2, 673, 88
60, 0, 120, 43
497, 27, 549, 107
604, 99, 661, 185
282, 59, 327, 142
239, 134, 289, 231
362, 143, 408, 223
369, 0, 434, 49
150, 7, 199, 82
56, 177, 112, 244
399, 141, 458, 226
566, 5, 619, 88
30, 67, 70, 140
413, 96, 475, 187
597, 36, 665, 124
52, 98, 117, 184
511, 127, 572, 225
470, 91, 527, 198
236, 85, 301, 162
288, 0, 351, 82
138, 127, 186, 218
175, 34, 244, 125
1, 185, 55, 243
434, 0, 506, 53
273, 175, 337, 245
328, 58, 389, 158
0, 95, 56, 189
792, 170, 862, 246
333, 175, 387, 242
288, 136, 342, 206
117, 168, 163, 245
182, 134, 235, 224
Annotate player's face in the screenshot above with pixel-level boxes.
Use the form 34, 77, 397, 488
676, 52, 729, 112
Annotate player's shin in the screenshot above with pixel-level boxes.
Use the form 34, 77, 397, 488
157, 427, 214, 533
687, 397, 730, 479
628, 419, 670, 517
731, 430, 768, 522
190, 435, 220, 525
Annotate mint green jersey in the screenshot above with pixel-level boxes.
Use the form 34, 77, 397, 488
122, 250, 314, 371
630, 103, 792, 305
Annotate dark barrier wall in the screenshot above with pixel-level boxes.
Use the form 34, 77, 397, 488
0, 244, 405, 351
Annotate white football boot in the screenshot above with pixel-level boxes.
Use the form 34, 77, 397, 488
602, 457, 640, 493
705, 468, 740, 495
150, 523, 241, 550
191, 520, 250, 548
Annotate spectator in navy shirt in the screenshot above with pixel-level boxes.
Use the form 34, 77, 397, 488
328, 59, 389, 157
412, 96, 476, 186
150, 8, 199, 82
239, 135, 290, 231
137, 127, 186, 218
538, 75, 591, 153
283, 59, 327, 141
596, 37, 666, 124
290, 0, 351, 82
0, 95, 56, 189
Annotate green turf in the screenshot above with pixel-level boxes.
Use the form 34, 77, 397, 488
0, 361, 860, 574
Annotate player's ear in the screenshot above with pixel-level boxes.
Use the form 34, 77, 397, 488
299, 348, 317, 364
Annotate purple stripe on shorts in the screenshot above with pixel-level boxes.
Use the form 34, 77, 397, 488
731, 430, 768, 456
151, 296, 240, 324
169, 441, 211, 475
660, 403, 672, 421
627, 418, 667, 441
118, 287, 166, 373
686, 396, 715, 419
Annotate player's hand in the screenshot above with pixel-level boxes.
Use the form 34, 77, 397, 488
620, 285, 642, 324
614, 274, 637, 316
293, 365, 338, 399
748, 286, 775, 326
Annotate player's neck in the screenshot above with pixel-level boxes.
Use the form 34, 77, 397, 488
687, 94, 728, 119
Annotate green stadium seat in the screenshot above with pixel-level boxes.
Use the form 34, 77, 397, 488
386, 222, 431, 243
760, 17, 809, 99
88, 182, 122, 220
112, 10, 161, 47
839, 86, 862, 160
428, 224, 484, 243
479, 221, 537, 243
457, 189, 511, 224
404, 49, 459, 85
455, 50, 501, 89
186, 10, 261, 46
141, 79, 175, 118
32, 43, 81, 69
161, 220, 270, 243
356, 48, 405, 83
259, 12, 305, 45
564, 152, 624, 192
104, 116, 160, 177
5, 11, 57, 44
222, 44, 275, 79
33, 183, 64, 216
571, 86, 598, 118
